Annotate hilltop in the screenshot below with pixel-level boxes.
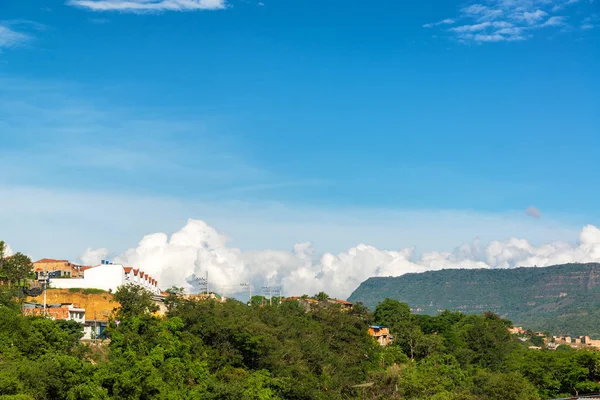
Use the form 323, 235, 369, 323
348, 263, 600, 337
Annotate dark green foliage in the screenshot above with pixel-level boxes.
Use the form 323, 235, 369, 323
112, 284, 159, 319
349, 262, 600, 336
2, 272, 600, 399
0, 243, 32, 287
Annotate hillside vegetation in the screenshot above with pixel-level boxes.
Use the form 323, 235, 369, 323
4, 284, 600, 399
348, 263, 600, 336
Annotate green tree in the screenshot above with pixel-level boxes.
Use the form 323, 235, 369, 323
113, 284, 159, 319
314, 292, 329, 301
164, 286, 185, 312
0, 250, 32, 287
373, 299, 411, 328
472, 370, 539, 400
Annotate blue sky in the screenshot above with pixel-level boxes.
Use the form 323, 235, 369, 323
0, 0, 599, 261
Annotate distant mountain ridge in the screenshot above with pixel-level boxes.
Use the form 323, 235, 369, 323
347, 263, 600, 337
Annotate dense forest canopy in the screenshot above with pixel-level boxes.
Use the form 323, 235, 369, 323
349, 263, 600, 337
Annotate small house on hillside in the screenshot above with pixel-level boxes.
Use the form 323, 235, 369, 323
369, 325, 393, 346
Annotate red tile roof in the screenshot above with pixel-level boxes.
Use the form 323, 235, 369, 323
34, 258, 69, 264
133, 269, 139, 275
333, 299, 353, 306
124, 267, 132, 273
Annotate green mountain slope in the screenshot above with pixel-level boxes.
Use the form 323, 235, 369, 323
348, 263, 600, 337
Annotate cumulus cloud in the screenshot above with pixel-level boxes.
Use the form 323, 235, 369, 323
81, 219, 600, 300
79, 247, 110, 265
526, 206, 542, 219
426, 0, 593, 43
2, 243, 14, 257
66, 0, 227, 12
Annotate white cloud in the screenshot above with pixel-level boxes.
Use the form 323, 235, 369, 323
428, 0, 594, 44
2, 243, 14, 257
66, 0, 227, 12
80, 247, 110, 265
580, 14, 598, 29
451, 22, 493, 32
81, 219, 600, 299
521, 10, 548, 24
461, 4, 504, 21
541, 16, 568, 27
423, 19, 455, 28
0, 25, 29, 49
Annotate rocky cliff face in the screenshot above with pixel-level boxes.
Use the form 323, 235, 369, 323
348, 263, 600, 337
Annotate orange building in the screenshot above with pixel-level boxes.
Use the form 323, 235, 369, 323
33, 258, 87, 278
369, 325, 393, 346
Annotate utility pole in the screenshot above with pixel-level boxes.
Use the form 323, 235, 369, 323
39, 272, 49, 317
43, 281, 47, 317
240, 281, 252, 305
196, 271, 209, 296
261, 278, 281, 306
94, 311, 97, 345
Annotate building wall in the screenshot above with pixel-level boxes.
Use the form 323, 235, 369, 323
51, 264, 125, 293
45, 263, 160, 296
27, 289, 116, 322
34, 260, 80, 278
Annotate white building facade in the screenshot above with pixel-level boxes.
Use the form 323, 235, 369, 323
51, 263, 160, 295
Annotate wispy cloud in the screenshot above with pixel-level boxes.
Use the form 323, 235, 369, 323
581, 14, 599, 29
423, 19, 455, 28
66, 0, 227, 13
0, 25, 30, 49
425, 0, 596, 44
540, 16, 568, 27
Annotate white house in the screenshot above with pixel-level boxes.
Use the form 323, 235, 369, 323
51, 262, 160, 295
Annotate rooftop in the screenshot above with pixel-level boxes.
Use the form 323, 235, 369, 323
34, 258, 70, 264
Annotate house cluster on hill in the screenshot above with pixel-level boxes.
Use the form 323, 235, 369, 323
509, 326, 600, 350
33, 258, 161, 295
23, 258, 166, 339
549, 335, 600, 350
282, 296, 353, 311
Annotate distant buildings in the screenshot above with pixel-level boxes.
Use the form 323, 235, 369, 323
33, 258, 88, 279
508, 326, 600, 350
551, 335, 600, 349
50, 261, 160, 295
282, 296, 353, 311
508, 326, 527, 335
184, 292, 227, 302
23, 302, 104, 339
